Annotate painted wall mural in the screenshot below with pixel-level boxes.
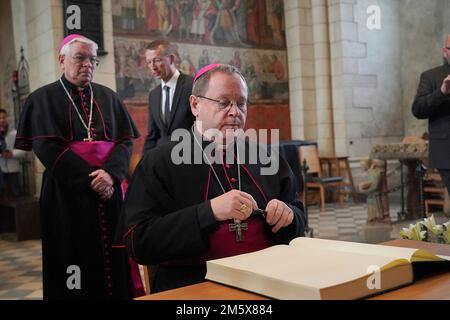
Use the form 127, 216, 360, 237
112, 0, 289, 103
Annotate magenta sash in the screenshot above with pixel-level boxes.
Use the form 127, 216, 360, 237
163, 216, 271, 266
204, 217, 271, 261
68, 141, 115, 166
69, 140, 146, 297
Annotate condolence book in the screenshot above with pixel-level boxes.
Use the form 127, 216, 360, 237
206, 237, 450, 299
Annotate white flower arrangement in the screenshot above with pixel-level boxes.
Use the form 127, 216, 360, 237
400, 215, 450, 244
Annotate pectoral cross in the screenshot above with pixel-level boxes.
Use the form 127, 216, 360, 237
228, 220, 248, 242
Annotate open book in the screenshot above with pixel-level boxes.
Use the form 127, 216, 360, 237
205, 237, 450, 300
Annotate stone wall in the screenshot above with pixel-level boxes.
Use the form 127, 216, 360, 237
286, 0, 450, 159
346, 0, 404, 157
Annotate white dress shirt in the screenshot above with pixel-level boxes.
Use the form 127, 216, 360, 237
0, 129, 26, 173
161, 69, 180, 118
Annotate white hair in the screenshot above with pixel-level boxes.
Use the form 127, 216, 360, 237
59, 38, 98, 56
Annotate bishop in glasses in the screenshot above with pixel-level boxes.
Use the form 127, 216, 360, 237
125, 64, 305, 293
15, 34, 140, 300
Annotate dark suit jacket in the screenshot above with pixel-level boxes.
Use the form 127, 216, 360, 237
412, 63, 450, 169
143, 73, 195, 154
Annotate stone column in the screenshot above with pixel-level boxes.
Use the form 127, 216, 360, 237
284, 0, 313, 141
328, 0, 358, 157
311, 0, 334, 156
93, 0, 116, 90
285, 0, 335, 156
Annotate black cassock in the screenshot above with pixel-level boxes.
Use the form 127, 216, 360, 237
15, 75, 139, 299
125, 131, 306, 293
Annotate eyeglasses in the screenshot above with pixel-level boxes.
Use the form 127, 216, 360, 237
71, 54, 100, 66
197, 95, 247, 112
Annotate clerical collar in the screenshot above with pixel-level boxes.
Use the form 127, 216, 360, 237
192, 125, 213, 148
161, 69, 180, 89
191, 125, 243, 162
60, 75, 90, 93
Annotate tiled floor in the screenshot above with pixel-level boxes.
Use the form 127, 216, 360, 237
0, 238, 42, 300
308, 203, 402, 242
0, 201, 440, 300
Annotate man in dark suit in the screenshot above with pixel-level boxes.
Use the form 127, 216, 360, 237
412, 35, 450, 194
143, 39, 195, 154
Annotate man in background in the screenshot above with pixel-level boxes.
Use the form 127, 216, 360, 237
142, 39, 195, 154
412, 34, 450, 195
0, 109, 26, 198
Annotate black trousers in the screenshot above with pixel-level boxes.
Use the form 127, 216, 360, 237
438, 169, 450, 196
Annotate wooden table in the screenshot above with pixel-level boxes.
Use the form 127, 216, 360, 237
137, 240, 450, 300
370, 142, 429, 219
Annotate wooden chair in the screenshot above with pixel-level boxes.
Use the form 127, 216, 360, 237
299, 145, 344, 211
142, 265, 152, 294
318, 156, 359, 202
423, 169, 450, 216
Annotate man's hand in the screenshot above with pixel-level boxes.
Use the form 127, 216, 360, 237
441, 75, 450, 95
210, 190, 258, 222
89, 169, 114, 194
99, 186, 114, 201
2, 150, 12, 159
265, 199, 294, 233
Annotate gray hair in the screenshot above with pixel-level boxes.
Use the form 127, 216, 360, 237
60, 37, 98, 56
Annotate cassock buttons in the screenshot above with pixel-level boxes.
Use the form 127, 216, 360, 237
226, 164, 231, 169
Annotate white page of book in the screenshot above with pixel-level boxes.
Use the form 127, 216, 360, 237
209, 244, 410, 289
289, 237, 427, 260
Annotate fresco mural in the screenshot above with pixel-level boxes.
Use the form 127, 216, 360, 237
112, 0, 285, 49
114, 37, 288, 102
112, 0, 288, 102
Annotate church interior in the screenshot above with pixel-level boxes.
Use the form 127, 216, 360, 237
0, 0, 450, 301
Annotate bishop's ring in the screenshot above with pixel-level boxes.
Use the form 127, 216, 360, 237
240, 203, 249, 215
